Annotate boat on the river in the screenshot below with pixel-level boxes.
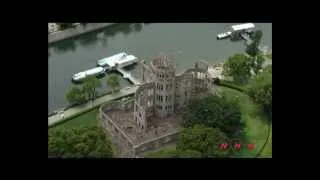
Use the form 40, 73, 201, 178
97, 52, 138, 68
72, 67, 105, 82
217, 31, 232, 39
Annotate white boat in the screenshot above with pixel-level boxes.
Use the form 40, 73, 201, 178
97, 52, 138, 68
217, 31, 232, 39
72, 67, 105, 82
231, 23, 255, 32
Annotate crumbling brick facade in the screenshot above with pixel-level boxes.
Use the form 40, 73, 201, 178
135, 56, 214, 131
99, 55, 215, 156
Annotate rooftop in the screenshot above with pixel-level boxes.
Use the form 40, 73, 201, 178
231, 23, 255, 31
98, 52, 137, 67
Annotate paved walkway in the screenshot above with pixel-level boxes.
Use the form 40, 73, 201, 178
48, 86, 139, 126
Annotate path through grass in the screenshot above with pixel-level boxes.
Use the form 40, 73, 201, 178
218, 86, 272, 157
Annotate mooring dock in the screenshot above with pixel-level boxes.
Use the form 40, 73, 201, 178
116, 67, 141, 85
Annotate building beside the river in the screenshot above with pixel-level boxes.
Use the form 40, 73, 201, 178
135, 55, 215, 130
99, 55, 216, 156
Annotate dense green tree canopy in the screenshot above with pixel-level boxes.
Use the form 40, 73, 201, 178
177, 125, 230, 157
107, 74, 120, 93
223, 53, 266, 84
183, 95, 243, 137
252, 30, 263, 43
245, 41, 260, 57
245, 30, 263, 57
223, 53, 251, 84
246, 69, 272, 118
249, 54, 265, 75
82, 76, 102, 101
264, 64, 272, 73
65, 86, 87, 105
48, 126, 113, 158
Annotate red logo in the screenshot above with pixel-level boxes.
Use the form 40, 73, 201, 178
219, 143, 255, 151
219, 143, 229, 150
247, 143, 255, 150
234, 143, 241, 150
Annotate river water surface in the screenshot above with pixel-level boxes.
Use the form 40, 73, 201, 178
48, 23, 272, 114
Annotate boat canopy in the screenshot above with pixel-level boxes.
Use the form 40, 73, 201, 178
85, 67, 104, 76
98, 52, 137, 67
231, 23, 255, 31
73, 72, 86, 79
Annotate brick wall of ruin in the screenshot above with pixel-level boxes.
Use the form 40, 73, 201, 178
173, 60, 214, 111
136, 59, 215, 117
140, 62, 156, 83
100, 101, 181, 157
98, 59, 216, 157
101, 99, 134, 112
174, 73, 193, 110
99, 100, 135, 154
134, 83, 155, 132
151, 56, 176, 118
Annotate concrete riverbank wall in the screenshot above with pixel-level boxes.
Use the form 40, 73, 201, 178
48, 23, 116, 44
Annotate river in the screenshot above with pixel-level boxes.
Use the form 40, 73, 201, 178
48, 23, 272, 114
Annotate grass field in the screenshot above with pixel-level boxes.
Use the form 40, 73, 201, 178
49, 108, 99, 131
260, 125, 272, 157
48, 85, 272, 158
143, 142, 177, 157
217, 86, 272, 157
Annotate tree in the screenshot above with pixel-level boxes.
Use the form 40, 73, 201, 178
66, 86, 87, 105
183, 94, 243, 138
245, 30, 263, 57
249, 54, 265, 76
145, 148, 202, 158
246, 69, 272, 119
263, 64, 272, 73
177, 125, 230, 157
245, 41, 260, 57
107, 74, 120, 93
252, 30, 263, 44
82, 76, 102, 101
48, 126, 113, 158
223, 53, 251, 84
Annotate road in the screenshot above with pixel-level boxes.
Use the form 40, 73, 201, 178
48, 86, 139, 126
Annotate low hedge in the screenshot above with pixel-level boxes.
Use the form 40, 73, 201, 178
214, 79, 246, 92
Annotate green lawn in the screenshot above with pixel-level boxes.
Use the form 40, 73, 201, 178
48, 85, 272, 158
49, 108, 100, 131
260, 126, 272, 157
144, 142, 177, 157
217, 86, 272, 157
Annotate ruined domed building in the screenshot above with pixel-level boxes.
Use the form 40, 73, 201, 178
99, 55, 215, 157
135, 55, 214, 131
